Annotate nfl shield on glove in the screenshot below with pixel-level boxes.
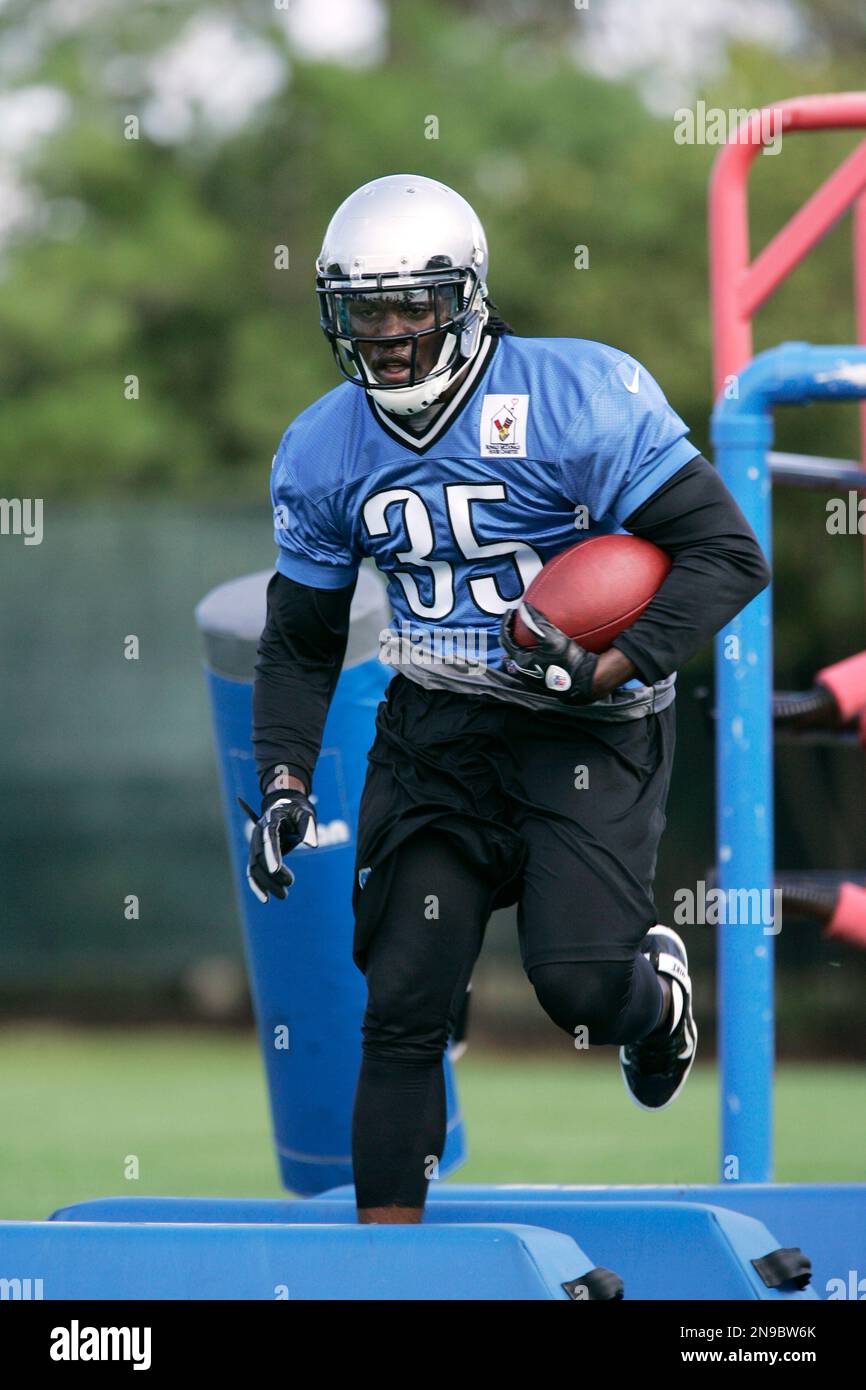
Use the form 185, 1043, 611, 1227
500, 600, 599, 703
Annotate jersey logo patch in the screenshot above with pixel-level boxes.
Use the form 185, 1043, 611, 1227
480, 394, 529, 457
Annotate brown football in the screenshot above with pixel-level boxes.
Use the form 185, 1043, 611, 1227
512, 534, 672, 653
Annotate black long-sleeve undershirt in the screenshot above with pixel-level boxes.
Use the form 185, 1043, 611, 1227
252, 570, 356, 796
252, 452, 771, 797
610, 451, 771, 684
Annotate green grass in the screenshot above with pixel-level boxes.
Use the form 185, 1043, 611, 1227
1, 1026, 863, 1220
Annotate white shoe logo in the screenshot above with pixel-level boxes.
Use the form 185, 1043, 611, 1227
624, 365, 640, 394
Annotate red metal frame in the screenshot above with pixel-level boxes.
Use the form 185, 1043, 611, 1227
710, 92, 866, 471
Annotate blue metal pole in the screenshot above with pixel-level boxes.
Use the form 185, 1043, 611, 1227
711, 409, 775, 1183
711, 342, 866, 1183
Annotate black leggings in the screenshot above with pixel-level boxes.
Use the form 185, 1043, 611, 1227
351, 828, 665, 1212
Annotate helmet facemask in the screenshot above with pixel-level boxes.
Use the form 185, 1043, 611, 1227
317, 264, 489, 416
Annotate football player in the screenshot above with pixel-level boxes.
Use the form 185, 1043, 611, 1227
249, 174, 770, 1224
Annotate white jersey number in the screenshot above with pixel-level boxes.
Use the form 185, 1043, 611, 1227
361, 483, 543, 620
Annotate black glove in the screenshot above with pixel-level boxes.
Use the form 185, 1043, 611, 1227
499, 601, 599, 704
238, 789, 318, 904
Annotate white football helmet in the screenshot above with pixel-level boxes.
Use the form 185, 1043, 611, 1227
316, 174, 490, 415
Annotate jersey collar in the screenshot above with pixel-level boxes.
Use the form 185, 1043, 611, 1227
364, 332, 499, 455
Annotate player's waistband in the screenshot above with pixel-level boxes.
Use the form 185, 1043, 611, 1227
386, 649, 676, 721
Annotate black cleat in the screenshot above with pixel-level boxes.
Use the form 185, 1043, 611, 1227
620, 925, 697, 1111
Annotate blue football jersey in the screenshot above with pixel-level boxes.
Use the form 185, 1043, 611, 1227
270, 333, 700, 718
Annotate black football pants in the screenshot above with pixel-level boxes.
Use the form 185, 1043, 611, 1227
350, 675, 674, 1212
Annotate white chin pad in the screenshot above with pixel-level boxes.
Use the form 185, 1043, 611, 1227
366, 332, 457, 416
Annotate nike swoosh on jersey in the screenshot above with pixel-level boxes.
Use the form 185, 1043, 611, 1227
624, 365, 641, 393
